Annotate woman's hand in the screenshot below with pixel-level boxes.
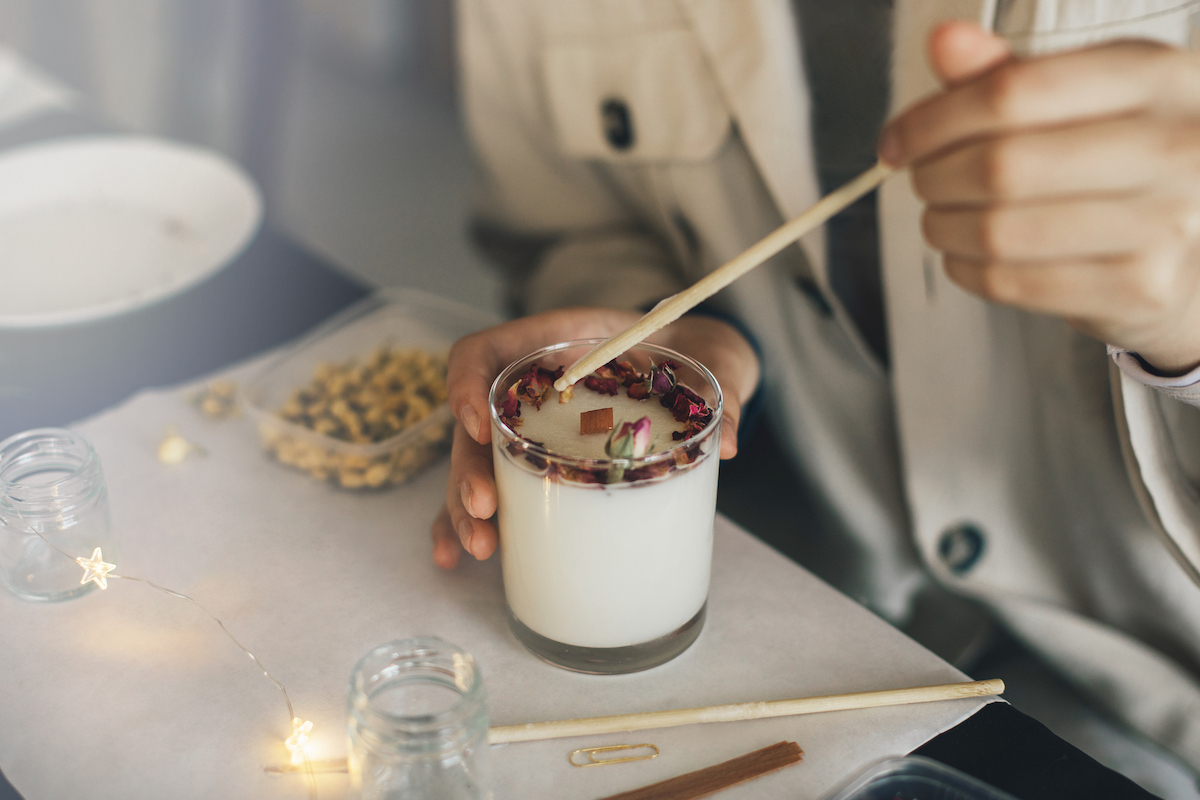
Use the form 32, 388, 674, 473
880, 21, 1200, 373
431, 307, 761, 568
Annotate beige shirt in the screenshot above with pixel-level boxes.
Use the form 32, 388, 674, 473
458, 0, 1200, 767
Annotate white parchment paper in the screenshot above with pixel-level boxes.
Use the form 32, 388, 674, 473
0, 366, 991, 799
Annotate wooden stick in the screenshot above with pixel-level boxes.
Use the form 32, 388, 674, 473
599, 741, 803, 800
487, 678, 1002, 745
553, 160, 894, 392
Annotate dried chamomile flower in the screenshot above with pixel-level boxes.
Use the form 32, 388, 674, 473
158, 426, 206, 464
190, 381, 240, 419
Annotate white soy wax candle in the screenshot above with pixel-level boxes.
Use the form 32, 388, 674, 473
489, 340, 722, 674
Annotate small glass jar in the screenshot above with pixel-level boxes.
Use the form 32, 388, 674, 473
0, 428, 115, 602
347, 637, 491, 800
489, 340, 722, 674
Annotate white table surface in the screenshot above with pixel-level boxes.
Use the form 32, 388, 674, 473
0, 361, 990, 800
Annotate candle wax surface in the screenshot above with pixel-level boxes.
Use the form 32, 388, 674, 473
513, 386, 686, 460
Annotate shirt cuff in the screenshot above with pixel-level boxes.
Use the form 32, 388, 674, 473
1108, 345, 1200, 406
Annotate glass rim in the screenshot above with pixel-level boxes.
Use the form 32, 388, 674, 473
487, 338, 724, 469
0, 428, 98, 495
348, 637, 485, 731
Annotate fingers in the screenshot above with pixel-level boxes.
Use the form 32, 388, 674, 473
941, 250, 1193, 329
442, 423, 499, 562
450, 422, 499, 521
910, 115, 1172, 205
446, 332, 505, 445
718, 395, 741, 460
927, 20, 1011, 88
432, 423, 500, 569
432, 502, 498, 567
431, 507, 462, 569
881, 38, 1180, 167
923, 194, 1200, 262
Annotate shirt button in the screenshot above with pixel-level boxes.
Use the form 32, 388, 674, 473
937, 523, 986, 576
601, 98, 635, 151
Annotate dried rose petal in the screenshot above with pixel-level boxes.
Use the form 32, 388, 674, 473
500, 382, 521, 419
624, 462, 672, 481
627, 381, 650, 400
583, 375, 620, 396
612, 360, 640, 387
511, 363, 563, 410
555, 463, 603, 484
668, 391, 703, 422
673, 445, 700, 465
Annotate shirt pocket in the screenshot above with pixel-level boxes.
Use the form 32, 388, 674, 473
540, 29, 731, 163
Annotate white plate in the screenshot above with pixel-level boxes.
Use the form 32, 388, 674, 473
0, 136, 262, 327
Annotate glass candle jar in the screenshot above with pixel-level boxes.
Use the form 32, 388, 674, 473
0, 428, 115, 602
347, 637, 491, 800
489, 340, 722, 674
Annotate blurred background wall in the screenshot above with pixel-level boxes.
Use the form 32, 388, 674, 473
0, 0, 503, 313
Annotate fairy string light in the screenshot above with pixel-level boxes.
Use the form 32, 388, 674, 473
0, 513, 318, 799
76, 547, 116, 589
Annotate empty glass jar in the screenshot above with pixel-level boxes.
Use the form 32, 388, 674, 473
347, 637, 491, 800
0, 428, 115, 602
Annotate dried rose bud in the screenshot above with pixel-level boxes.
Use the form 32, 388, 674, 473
650, 360, 677, 395
606, 416, 652, 459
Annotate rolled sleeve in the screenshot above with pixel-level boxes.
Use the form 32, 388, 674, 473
1109, 345, 1200, 407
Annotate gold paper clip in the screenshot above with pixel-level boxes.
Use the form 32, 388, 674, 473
569, 743, 660, 767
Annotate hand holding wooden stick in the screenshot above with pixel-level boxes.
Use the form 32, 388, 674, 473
553, 160, 895, 393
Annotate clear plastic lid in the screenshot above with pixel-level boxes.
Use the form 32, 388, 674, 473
821, 756, 1019, 800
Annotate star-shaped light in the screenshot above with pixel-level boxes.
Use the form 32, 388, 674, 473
285, 718, 313, 765
76, 547, 116, 590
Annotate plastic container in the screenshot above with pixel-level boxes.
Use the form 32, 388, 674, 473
821, 756, 1018, 800
243, 288, 499, 489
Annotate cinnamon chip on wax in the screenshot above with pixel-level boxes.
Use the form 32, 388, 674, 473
580, 407, 614, 435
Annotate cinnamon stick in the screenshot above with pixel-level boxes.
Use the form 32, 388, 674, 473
598, 741, 803, 800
